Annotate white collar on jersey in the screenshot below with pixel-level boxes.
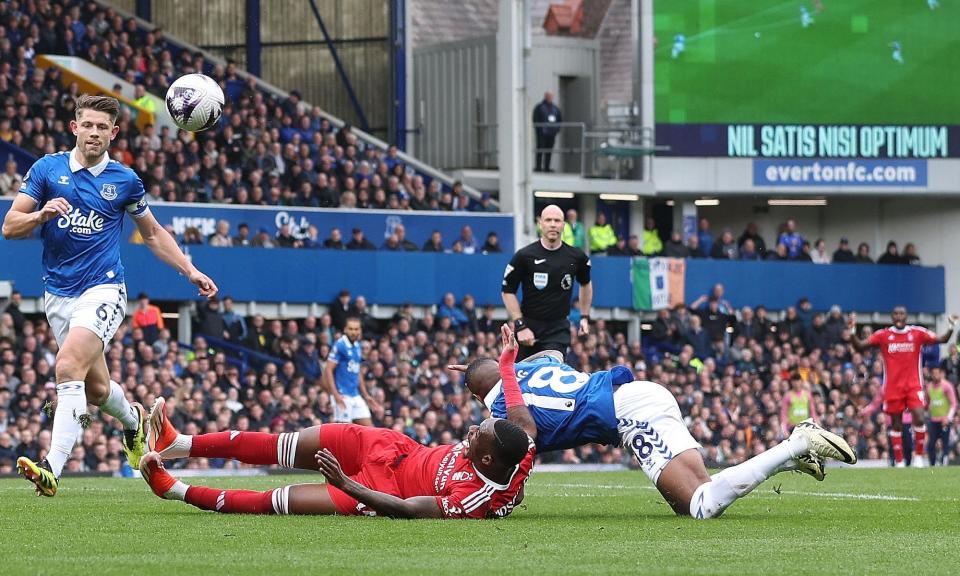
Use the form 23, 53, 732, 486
483, 382, 502, 410
68, 148, 110, 176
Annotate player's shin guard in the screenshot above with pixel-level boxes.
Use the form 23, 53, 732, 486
184, 485, 290, 514
913, 426, 926, 456
690, 435, 808, 519
47, 381, 88, 477
890, 430, 904, 464
189, 431, 299, 467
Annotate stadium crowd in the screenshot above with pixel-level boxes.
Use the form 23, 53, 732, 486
0, 0, 501, 214
1, 285, 957, 475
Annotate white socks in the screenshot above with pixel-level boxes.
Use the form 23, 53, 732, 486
99, 380, 139, 430
47, 381, 87, 477
690, 435, 810, 519
159, 434, 193, 459
164, 481, 189, 500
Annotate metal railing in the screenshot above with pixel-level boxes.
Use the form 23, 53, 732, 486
474, 119, 665, 180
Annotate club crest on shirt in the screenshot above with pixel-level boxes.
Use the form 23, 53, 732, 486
100, 183, 118, 200
533, 272, 548, 290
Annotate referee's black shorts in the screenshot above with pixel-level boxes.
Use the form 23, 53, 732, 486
518, 317, 571, 361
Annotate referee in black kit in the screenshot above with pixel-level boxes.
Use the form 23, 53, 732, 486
502, 204, 593, 360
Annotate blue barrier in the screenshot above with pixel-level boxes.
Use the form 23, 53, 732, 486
0, 198, 514, 254
0, 238, 945, 313
0, 140, 37, 177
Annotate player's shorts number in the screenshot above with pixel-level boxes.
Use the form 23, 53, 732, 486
96, 303, 109, 321
632, 434, 654, 459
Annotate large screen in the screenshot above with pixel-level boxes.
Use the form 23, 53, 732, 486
654, 0, 960, 159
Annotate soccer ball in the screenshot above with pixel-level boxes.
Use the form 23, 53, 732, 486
165, 73, 224, 132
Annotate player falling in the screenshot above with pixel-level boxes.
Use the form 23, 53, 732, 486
671, 34, 686, 59
2, 95, 218, 496
140, 325, 536, 519
849, 307, 957, 468
458, 350, 857, 519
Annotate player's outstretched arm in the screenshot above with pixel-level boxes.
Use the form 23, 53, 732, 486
937, 314, 958, 343
134, 211, 218, 298
499, 324, 537, 440
1, 194, 69, 239
846, 313, 869, 351
315, 449, 442, 519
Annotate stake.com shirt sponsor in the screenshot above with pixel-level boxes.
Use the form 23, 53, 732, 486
20, 149, 149, 296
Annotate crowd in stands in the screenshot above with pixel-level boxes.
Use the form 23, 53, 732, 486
570, 211, 924, 265
0, 1, 502, 214
2, 284, 958, 475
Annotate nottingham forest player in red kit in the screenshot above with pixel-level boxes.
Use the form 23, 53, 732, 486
849, 306, 957, 468
139, 325, 537, 519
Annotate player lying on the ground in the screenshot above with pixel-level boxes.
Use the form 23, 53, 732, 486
455, 351, 857, 519
140, 325, 536, 519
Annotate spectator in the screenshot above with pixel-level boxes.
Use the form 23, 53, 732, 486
562, 209, 586, 249
458, 225, 477, 254
346, 228, 376, 250
903, 243, 921, 265
232, 223, 252, 247
735, 306, 762, 341
436, 293, 468, 330
131, 292, 164, 344
683, 315, 712, 359
472, 192, 497, 213
766, 243, 789, 261
832, 238, 855, 263
3, 291, 26, 333
393, 224, 418, 251
481, 232, 502, 254
642, 217, 663, 256
662, 231, 688, 258
275, 223, 302, 248
208, 220, 232, 247
352, 295, 379, 335
824, 305, 846, 346
422, 230, 444, 252
533, 91, 561, 172
686, 234, 706, 258
132, 84, 155, 113
302, 225, 322, 249
606, 237, 630, 257
329, 290, 354, 331
252, 227, 276, 248
795, 241, 814, 262
690, 283, 733, 314
696, 218, 714, 255
588, 212, 617, 254
855, 242, 874, 263
0, 159, 22, 196
221, 296, 247, 342
877, 241, 904, 265
810, 239, 830, 264
777, 219, 804, 259
196, 297, 228, 340
459, 294, 480, 334
737, 222, 767, 258
710, 230, 738, 260
323, 227, 346, 250
738, 238, 761, 260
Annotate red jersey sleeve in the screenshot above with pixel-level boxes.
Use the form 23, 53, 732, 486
866, 328, 887, 347
436, 441, 536, 520
914, 326, 939, 345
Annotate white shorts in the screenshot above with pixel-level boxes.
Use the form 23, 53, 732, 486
333, 394, 372, 423
614, 381, 701, 484
45, 283, 128, 347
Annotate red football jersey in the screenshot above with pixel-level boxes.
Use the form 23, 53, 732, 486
397, 438, 536, 519
867, 325, 938, 392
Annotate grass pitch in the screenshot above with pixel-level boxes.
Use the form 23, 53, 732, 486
655, 0, 960, 125
2, 468, 960, 575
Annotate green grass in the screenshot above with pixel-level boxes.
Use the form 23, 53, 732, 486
3, 468, 960, 575
655, 0, 960, 124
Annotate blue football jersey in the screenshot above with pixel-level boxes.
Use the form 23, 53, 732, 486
20, 150, 148, 296
484, 356, 630, 452
329, 335, 362, 396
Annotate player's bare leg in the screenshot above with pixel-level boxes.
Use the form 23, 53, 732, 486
140, 452, 338, 515
352, 418, 373, 427
655, 449, 711, 515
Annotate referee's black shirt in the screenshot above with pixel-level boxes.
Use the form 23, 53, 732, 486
502, 240, 591, 322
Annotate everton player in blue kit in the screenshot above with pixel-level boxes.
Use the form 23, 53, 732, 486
456, 351, 858, 518
2, 95, 218, 496
324, 316, 374, 425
